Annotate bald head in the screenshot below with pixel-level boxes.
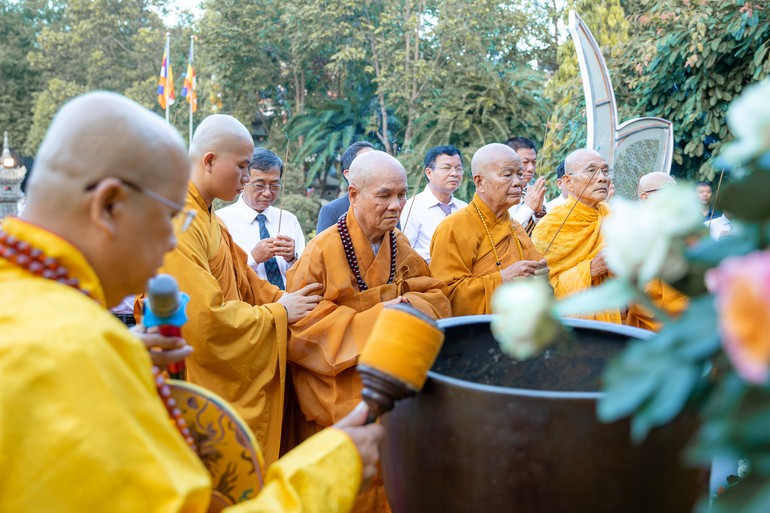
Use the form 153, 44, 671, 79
348, 150, 406, 190
564, 148, 604, 175
471, 143, 521, 178
28, 91, 187, 204
347, 150, 407, 243
189, 114, 253, 162
637, 172, 675, 199
21, 91, 191, 307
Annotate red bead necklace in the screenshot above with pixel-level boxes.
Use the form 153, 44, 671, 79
0, 229, 197, 452
337, 213, 397, 291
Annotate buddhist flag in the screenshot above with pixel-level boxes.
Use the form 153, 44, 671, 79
182, 39, 197, 113
157, 35, 175, 110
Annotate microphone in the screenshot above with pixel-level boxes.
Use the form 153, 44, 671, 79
144, 274, 190, 380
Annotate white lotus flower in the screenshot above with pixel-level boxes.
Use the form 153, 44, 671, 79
603, 183, 701, 286
491, 278, 560, 360
720, 78, 770, 164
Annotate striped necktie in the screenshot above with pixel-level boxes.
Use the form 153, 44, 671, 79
256, 214, 285, 290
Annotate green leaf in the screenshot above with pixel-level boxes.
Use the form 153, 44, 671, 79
554, 279, 639, 318
687, 227, 760, 266
718, 170, 770, 221
631, 363, 700, 442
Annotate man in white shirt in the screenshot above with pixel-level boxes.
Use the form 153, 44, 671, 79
505, 136, 546, 235
400, 145, 468, 263
545, 161, 569, 211
216, 148, 305, 290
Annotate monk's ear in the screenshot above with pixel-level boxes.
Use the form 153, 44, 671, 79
87, 177, 129, 238
472, 174, 483, 190
202, 151, 216, 171
348, 185, 360, 206
562, 174, 574, 194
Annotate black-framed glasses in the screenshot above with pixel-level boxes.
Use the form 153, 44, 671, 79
245, 183, 283, 193
85, 178, 196, 232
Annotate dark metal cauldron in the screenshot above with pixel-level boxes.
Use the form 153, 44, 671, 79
381, 315, 706, 513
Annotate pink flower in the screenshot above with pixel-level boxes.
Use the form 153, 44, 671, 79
707, 251, 770, 384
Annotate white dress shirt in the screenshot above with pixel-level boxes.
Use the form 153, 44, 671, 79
399, 185, 467, 263
545, 194, 568, 212
216, 197, 306, 282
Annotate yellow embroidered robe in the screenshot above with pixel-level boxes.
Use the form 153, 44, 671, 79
158, 182, 288, 464
429, 194, 541, 316
0, 217, 363, 513
531, 196, 622, 323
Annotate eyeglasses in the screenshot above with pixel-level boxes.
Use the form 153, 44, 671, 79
567, 165, 613, 180
432, 165, 464, 175
245, 183, 283, 192
85, 178, 196, 232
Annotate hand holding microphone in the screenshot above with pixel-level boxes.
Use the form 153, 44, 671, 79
142, 274, 191, 379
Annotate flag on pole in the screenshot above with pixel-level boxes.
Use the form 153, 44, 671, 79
157, 36, 175, 110
182, 40, 197, 113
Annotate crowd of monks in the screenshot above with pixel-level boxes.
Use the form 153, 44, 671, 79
0, 91, 690, 513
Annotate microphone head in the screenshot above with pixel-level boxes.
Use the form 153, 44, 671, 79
146, 274, 181, 318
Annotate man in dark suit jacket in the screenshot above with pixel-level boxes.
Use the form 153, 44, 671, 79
316, 141, 374, 234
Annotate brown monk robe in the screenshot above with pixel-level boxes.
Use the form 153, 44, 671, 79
429, 143, 546, 316
285, 150, 451, 513
531, 148, 622, 324
154, 115, 322, 465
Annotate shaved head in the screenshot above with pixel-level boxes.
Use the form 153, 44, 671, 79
564, 148, 604, 175
188, 114, 254, 206
471, 143, 520, 178
637, 172, 675, 199
21, 91, 191, 307
348, 150, 407, 243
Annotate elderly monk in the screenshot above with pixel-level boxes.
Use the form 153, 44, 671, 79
156, 114, 323, 465
531, 148, 621, 322
286, 150, 451, 513
626, 172, 688, 330
0, 92, 383, 513
429, 143, 546, 316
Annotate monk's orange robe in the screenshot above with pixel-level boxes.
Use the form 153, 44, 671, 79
626, 279, 688, 331
157, 182, 288, 465
429, 194, 541, 316
285, 208, 451, 513
531, 196, 622, 323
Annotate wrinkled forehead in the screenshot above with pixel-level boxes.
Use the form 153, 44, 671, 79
578, 153, 608, 170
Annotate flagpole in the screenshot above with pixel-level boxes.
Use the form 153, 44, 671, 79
165, 32, 171, 123
189, 35, 194, 143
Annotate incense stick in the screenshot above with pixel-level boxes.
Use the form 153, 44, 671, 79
401, 165, 426, 234
541, 166, 602, 258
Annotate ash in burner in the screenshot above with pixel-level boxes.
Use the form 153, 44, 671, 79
431, 321, 627, 392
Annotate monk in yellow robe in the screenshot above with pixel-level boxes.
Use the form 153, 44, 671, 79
157, 115, 323, 465
0, 92, 382, 513
286, 150, 452, 513
531, 148, 621, 323
429, 143, 546, 316
626, 172, 688, 331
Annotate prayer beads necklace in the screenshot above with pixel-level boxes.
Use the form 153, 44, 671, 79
0, 229, 197, 452
337, 213, 397, 291
471, 201, 524, 268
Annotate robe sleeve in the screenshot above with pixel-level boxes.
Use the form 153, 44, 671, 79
429, 219, 502, 316
227, 428, 362, 513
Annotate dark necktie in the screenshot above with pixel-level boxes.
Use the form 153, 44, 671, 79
437, 202, 453, 216
256, 213, 285, 290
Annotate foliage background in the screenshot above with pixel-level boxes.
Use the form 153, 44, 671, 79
1, 0, 768, 230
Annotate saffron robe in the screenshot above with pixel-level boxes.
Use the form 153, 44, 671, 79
158, 182, 288, 465
429, 193, 541, 316
626, 279, 689, 331
0, 217, 363, 513
531, 196, 622, 323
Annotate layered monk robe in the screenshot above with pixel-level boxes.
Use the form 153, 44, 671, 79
430, 193, 541, 315
285, 151, 451, 513
531, 148, 620, 323
152, 115, 323, 466
429, 143, 546, 316
158, 181, 288, 463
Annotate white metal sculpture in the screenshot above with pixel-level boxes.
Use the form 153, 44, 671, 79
569, 10, 674, 199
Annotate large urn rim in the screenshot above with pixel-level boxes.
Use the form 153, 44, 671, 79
430, 314, 653, 399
